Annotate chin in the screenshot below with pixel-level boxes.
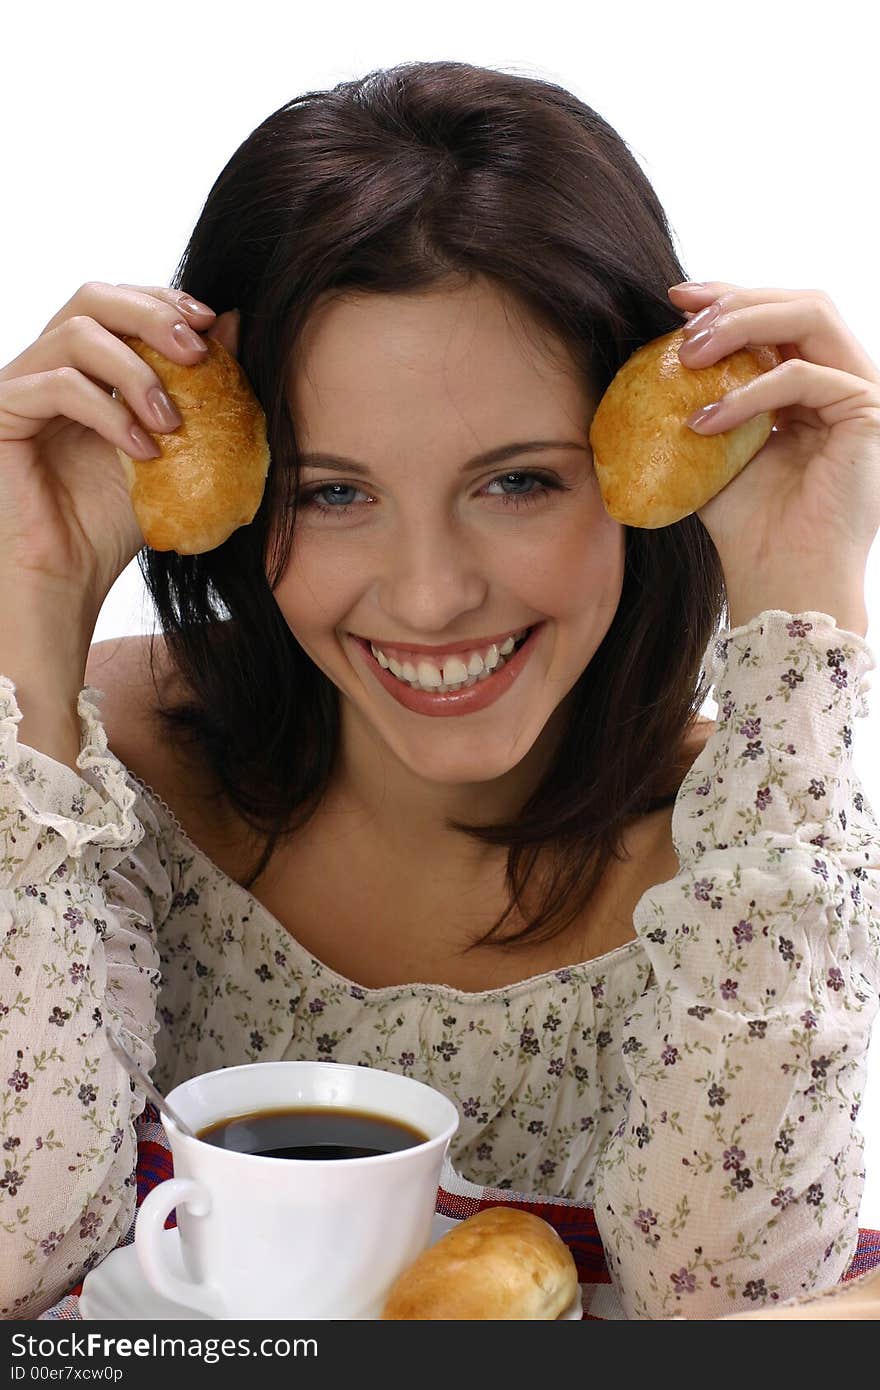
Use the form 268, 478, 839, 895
382, 720, 548, 783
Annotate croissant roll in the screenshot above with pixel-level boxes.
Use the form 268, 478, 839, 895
113, 335, 271, 555
589, 327, 782, 528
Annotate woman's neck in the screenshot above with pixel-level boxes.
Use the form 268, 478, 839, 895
329, 692, 574, 875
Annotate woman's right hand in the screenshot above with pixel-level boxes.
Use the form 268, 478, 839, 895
0, 282, 226, 612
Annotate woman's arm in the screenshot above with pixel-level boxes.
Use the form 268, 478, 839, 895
0, 676, 173, 1318
592, 609, 880, 1319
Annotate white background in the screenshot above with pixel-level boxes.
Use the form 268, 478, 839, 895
3, 0, 879, 1224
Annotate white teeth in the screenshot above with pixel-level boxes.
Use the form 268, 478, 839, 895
433, 655, 471, 687
369, 627, 532, 694
371, 629, 526, 675
417, 661, 443, 689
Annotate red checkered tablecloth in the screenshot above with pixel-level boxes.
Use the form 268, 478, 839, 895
38, 1102, 880, 1321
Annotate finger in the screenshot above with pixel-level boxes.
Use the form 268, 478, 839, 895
668, 281, 744, 303
115, 284, 217, 322
683, 358, 880, 434
669, 282, 800, 336
670, 285, 814, 341
679, 296, 880, 386
117, 288, 237, 358
1, 309, 205, 440
670, 283, 834, 316
35, 284, 212, 372
40, 282, 209, 337
669, 282, 810, 302
52, 318, 190, 435
0, 367, 163, 459
671, 283, 862, 312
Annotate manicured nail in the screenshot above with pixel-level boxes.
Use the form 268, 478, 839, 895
172, 321, 209, 353
682, 302, 722, 335
686, 401, 725, 430
130, 424, 161, 457
670, 281, 706, 292
179, 296, 216, 317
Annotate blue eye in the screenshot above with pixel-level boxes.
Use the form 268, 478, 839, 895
297, 471, 566, 519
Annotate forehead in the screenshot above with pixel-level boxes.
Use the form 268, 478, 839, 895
286, 277, 596, 439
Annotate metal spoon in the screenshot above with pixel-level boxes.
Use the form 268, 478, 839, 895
106, 1030, 198, 1140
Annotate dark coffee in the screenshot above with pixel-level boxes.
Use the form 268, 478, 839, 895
196, 1105, 429, 1161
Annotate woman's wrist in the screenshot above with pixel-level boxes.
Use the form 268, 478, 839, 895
726, 578, 869, 639
727, 602, 868, 638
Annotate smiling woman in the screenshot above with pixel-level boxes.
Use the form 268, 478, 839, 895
138, 67, 725, 950
3, 58, 877, 1323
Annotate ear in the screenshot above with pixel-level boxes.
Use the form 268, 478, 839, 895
204, 308, 241, 358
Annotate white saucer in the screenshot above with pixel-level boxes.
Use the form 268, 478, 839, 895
79, 1212, 584, 1320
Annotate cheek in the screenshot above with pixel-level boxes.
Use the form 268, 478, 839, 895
518, 514, 625, 618
268, 542, 360, 637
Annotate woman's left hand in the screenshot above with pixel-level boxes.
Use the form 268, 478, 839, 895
669, 282, 880, 634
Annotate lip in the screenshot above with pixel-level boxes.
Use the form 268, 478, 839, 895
348, 626, 532, 660
349, 622, 545, 718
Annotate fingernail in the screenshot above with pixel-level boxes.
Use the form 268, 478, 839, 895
179, 296, 215, 317
682, 302, 722, 335
172, 321, 209, 353
130, 424, 161, 458
147, 386, 183, 429
686, 401, 724, 430
670, 281, 706, 291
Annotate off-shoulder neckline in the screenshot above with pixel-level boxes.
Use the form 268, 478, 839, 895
123, 769, 644, 1003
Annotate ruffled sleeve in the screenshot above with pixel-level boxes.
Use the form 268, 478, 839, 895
0, 676, 173, 1318
592, 611, 880, 1320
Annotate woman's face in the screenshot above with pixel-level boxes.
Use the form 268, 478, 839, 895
269, 275, 625, 789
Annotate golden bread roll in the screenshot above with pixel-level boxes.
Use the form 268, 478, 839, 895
589, 327, 783, 528
380, 1206, 579, 1320
113, 335, 271, 554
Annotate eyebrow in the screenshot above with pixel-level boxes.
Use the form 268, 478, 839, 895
297, 440, 590, 479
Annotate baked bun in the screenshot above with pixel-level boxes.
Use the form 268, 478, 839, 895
113, 335, 271, 554
588, 327, 783, 528
380, 1206, 579, 1320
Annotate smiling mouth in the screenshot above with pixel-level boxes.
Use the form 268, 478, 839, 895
348, 626, 536, 659
351, 619, 543, 705
350, 628, 536, 692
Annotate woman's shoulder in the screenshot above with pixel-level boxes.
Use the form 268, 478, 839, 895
85, 632, 174, 764
84, 632, 232, 850
687, 715, 717, 753
649, 713, 717, 804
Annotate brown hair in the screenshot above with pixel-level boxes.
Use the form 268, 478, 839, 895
141, 59, 726, 950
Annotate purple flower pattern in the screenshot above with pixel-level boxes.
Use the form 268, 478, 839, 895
0, 610, 877, 1321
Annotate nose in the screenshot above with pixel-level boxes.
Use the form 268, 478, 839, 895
377, 521, 489, 636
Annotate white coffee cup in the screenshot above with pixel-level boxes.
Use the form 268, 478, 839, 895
135, 1060, 459, 1319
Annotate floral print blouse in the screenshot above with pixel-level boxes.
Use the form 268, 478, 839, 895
1, 609, 878, 1320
